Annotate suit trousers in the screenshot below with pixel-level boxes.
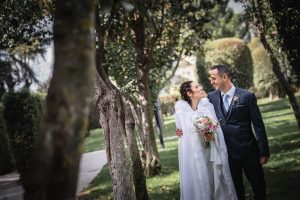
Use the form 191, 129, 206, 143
228, 155, 266, 200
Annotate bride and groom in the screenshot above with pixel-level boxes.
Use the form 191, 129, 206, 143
175, 64, 270, 200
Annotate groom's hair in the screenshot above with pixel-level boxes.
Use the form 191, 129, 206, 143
210, 64, 231, 78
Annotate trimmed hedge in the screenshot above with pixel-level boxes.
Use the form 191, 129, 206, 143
248, 38, 283, 98
0, 103, 14, 175
3, 89, 43, 181
203, 37, 253, 89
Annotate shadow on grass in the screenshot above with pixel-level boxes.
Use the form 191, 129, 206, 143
262, 111, 293, 120
243, 113, 300, 200
259, 95, 300, 114
80, 95, 300, 200
163, 122, 176, 138
79, 139, 180, 200
79, 165, 113, 200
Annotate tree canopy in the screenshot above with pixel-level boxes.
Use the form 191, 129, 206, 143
0, 0, 53, 96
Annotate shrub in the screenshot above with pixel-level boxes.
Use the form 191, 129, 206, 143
248, 38, 284, 98
202, 37, 253, 89
0, 103, 14, 175
160, 102, 175, 116
3, 89, 43, 181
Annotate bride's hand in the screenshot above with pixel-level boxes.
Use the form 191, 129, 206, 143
203, 133, 214, 141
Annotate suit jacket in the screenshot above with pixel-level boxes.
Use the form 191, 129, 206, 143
208, 87, 270, 159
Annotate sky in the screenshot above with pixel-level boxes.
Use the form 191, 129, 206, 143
228, 0, 244, 14
30, 43, 53, 91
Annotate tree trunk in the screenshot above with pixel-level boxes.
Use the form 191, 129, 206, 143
94, 8, 136, 199
24, 1, 95, 199
132, 104, 145, 146
131, 103, 146, 165
131, 11, 161, 176
138, 75, 161, 176
252, 0, 300, 129
260, 35, 300, 128
124, 102, 149, 200
154, 100, 165, 148
94, 80, 136, 200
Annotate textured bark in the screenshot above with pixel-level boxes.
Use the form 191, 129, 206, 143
94, 8, 136, 200
94, 81, 135, 200
154, 100, 165, 149
138, 76, 161, 176
24, 1, 95, 199
131, 10, 161, 176
131, 104, 145, 148
125, 102, 149, 200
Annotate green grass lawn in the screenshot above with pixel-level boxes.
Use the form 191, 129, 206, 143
84, 129, 105, 153
80, 96, 300, 200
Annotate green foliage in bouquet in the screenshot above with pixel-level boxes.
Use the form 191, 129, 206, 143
3, 89, 43, 182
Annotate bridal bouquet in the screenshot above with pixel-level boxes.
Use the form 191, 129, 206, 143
193, 115, 219, 148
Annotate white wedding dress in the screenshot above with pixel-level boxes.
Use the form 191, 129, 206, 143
175, 98, 237, 200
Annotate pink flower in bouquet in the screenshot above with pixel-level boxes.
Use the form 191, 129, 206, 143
193, 115, 219, 148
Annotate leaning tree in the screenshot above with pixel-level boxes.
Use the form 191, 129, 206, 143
238, 0, 300, 129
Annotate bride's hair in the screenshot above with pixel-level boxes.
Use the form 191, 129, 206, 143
180, 81, 193, 105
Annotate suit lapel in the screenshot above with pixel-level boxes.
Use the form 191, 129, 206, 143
226, 87, 241, 120
214, 91, 226, 120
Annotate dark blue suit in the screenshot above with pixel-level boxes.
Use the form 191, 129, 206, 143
208, 87, 269, 200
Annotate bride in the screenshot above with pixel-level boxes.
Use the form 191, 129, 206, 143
175, 81, 237, 200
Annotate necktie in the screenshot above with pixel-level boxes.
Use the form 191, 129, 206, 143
223, 94, 230, 112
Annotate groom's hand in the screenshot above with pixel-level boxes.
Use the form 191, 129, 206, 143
176, 128, 183, 137
260, 157, 268, 165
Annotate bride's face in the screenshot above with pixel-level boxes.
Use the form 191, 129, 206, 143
188, 82, 206, 100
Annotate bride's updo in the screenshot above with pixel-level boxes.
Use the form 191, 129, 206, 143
180, 81, 193, 105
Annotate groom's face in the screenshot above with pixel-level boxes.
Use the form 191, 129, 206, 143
209, 69, 226, 91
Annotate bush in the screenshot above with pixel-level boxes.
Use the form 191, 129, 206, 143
202, 37, 253, 89
3, 89, 43, 181
160, 102, 175, 116
0, 103, 14, 175
248, 38, 284, 98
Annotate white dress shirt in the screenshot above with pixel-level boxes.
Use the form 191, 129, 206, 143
221, 85, 236, 106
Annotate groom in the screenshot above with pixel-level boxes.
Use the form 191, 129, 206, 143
176, 64, 270, 200
208, 64, 269, 200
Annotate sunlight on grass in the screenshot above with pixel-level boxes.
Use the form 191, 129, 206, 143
84, 129, 105, 153
80, 95, 300, 200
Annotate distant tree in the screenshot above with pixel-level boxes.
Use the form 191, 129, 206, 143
207, 3, 249, 40
0, 0, 53, 96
